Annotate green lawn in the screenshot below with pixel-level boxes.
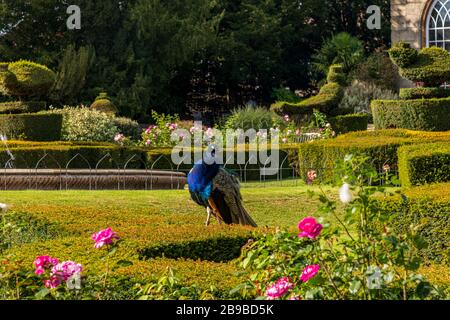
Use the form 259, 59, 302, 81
0, 183, 447, 298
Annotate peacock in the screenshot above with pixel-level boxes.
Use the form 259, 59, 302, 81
187, 154, 257, 227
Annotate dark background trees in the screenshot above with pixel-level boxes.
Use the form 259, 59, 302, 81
0, 0, 391, 122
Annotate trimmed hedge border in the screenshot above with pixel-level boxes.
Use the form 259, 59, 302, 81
0, 113, 62, 141
297, 129, 450, 183
330, 113, 369, 134
377, 183, 450, 263
398, 143, 450, 187
399, 87, 450, 100
0, 142, 297, 180
371, 98, 450, 131
0, 101, 46, 114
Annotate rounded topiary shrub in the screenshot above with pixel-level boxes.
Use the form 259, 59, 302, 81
0, 113, 62, 141
389, 43, 450, 87
91, 92, 118, 114
0, 60, 56, 98
371, 98, 450, 131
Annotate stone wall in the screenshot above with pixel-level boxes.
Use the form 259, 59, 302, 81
391, 0, 430, 49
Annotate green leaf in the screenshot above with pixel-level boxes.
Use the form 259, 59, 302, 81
35, 287, 50, 300
349, 280, 361, 295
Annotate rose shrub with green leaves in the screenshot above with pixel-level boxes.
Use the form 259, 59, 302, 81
233, 154, 449, 300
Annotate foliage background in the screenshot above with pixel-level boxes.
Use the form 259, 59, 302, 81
0, 0, 391, 121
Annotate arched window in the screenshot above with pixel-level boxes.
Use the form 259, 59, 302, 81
427, 0, 450, 50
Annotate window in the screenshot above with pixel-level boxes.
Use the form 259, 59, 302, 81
427, 0, 450, 51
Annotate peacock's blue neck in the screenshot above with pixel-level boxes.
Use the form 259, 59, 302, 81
187, 162, 220, 203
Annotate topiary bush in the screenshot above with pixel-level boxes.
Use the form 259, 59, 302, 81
0, 60, 56, 99
271, 64, 345, 116
329, 113, 369, 134
399, 87, 450, 100
389, 43, 450, 86
90, 92, 118, 114
326, 64, 346, 85
388, 42, 418, 68
398, 143, 450, 187
0, 114, 62, 141
371, 98, 450, 131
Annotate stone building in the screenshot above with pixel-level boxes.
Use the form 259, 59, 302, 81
392, 0, 450, 50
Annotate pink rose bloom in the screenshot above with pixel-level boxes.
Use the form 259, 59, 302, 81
306, 170, 317, 184
300, 264, 320, 282
298, 217, 323, 239
33, 255, 58, 275
145, 139, 152, 146
265, 277, 293, 300
51, 261, 83, 281
114, 134, 125, 142
145, 127, 152, 134
44, 275, 62, 289
284, 115, 290, 122
205, 127, 214, 138
296, 129, 301, 135
91, 227, 119, 248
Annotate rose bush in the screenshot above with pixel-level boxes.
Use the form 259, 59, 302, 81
233, 153, 449, 300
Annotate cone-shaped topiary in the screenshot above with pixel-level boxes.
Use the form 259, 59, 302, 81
90, 92, 118, 114
0, 60, 56, 99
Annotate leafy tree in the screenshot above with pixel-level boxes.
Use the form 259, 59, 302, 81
313, 32, 365, 76
50, 44, 95, 105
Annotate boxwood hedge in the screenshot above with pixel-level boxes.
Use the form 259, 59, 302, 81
371, 98, 450, 131
330, 113, 369, 134
297, 129, 450, 183
399, 87, 450, 100
0, 113, 62, 141
398, 143, 450, 187
377, 183, 450, 263
0, 101, 46, 114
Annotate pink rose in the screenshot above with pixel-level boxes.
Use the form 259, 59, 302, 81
51, 261, 83, 281
91, 227, 120, 249
265, 277, 293, 300
33, 255, 58, 275
300, 264, 320, 282
44, 275, 62, 289
298, 217, 323, 239
306, 170, 317, 184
